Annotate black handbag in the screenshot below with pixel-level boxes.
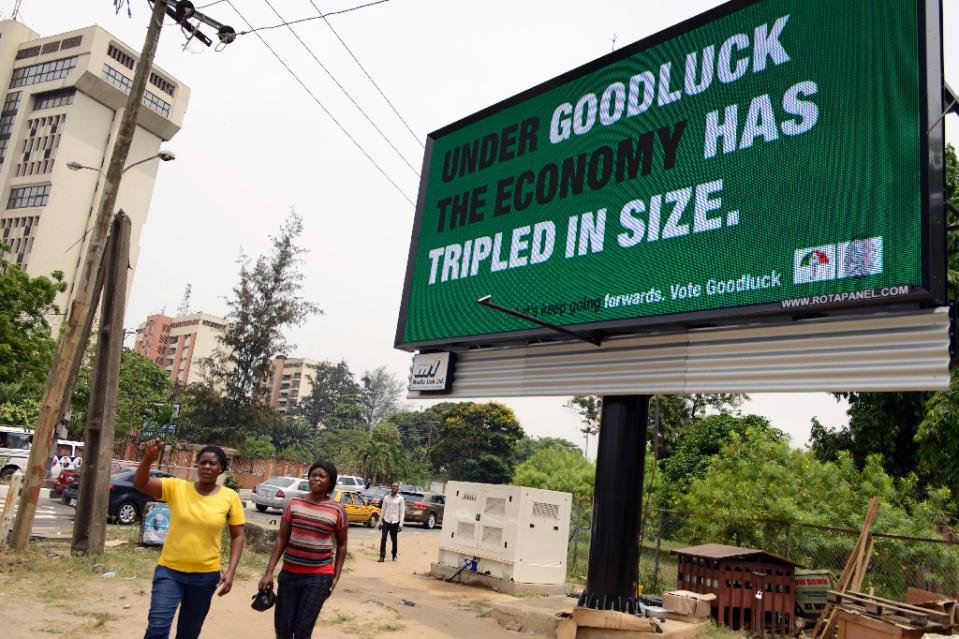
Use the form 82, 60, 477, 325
251, 586, 276, 612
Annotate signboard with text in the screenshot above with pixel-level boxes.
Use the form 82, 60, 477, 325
396, 0, 944, 351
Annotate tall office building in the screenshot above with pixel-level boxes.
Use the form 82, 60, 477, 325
0, 21, 189, 316
134, 311, 226, 386
264, 357, 324, 414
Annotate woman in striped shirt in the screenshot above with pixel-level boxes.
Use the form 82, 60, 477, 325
259, 460, 348, 639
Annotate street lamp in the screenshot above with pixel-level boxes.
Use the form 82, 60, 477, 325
66, 150, 176, 174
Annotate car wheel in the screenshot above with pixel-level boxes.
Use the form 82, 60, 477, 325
116, 501, 139, 526
256, 504, 268, 513
425, 512, 436, 529
367, 513, 379, 528
0, 466, 15, 480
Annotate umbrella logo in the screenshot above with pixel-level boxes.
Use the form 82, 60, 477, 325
793, 245, 836, 283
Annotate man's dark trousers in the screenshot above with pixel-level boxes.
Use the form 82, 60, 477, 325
380, 522, 399, 559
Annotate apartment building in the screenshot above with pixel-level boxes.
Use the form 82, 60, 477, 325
134, 312, 226, 386
0, 21, 189, 317
264, 357, 323, 414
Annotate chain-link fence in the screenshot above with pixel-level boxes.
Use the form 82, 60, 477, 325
568, 509, 959, 601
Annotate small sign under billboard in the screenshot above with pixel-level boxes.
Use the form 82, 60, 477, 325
409, 352, 455, 392
396, 0, 944, 351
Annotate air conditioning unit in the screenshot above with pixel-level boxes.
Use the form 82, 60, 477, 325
437, 481, 572, 586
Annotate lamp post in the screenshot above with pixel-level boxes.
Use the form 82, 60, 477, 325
66, 149, 176, 174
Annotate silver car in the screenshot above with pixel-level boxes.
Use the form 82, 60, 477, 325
252, 476, 309, 513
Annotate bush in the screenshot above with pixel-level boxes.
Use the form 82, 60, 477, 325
223, 471, 241, 492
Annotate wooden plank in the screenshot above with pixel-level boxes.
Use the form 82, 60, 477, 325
829, 591, 950, 625
571, 607, 656, 632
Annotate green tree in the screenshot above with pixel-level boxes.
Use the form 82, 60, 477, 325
313, 426, 368, 474
241, 435, 276, 459
513, 435, 581, 466
565, 395, 600, 456
177, 382, 282, 447
360, 366, 405, 429
296, 360, 359, 427
514, 447, 595, 524
916, 369, 959, 510
203, 212, 320, 425
381, 408, 442, 460
371, 422, 402, 447
429, 402, 525, 481
808, 416, 855, 463
362, 439, 398, 485
0, 249, 65, 403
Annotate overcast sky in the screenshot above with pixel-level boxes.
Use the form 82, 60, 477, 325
17, 0, 958, 454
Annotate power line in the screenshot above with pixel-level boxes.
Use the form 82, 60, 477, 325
237, 0, 391, 36
225, 1, 414, 206
260, 0, 420, 175
308, 0, 423, 148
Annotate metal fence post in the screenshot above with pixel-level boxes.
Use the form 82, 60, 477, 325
652, 508, 665, 593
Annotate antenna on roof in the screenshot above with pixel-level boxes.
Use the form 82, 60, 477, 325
178, 283, 192, 316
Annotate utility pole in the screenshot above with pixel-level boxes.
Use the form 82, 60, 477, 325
11, 0, 167, 550
71, 213, 131, 554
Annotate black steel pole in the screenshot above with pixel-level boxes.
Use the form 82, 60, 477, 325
580, 395, 649, 613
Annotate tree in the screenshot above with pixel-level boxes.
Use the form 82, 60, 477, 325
0, 249, 65, 403
371, 422, 402, 447
429, 402, 525, 481
513, 435, 581, 466
566, 395, 600, 456
381, 408, 442, 460
313, 427, 369, 474
241, 435, 276, 459
296, 360, 359, 427
177, 382, 282, 448
514, 447, 595, 516
271, 417, 316, 460
916, 369, 959, 510
455, 453, 514, 484
204, 211, 320, 410
809, 416, 854, 463
360, 366, 405, 428
68, 348, 172, 442
362, 440, 398, 485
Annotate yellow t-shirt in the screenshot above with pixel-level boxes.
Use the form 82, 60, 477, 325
157, 478, 246, 573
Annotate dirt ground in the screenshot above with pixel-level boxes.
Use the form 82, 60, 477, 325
0, 528, 543, 639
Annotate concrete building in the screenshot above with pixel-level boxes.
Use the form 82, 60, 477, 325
134, 311, 226, 386
0, 21, 189, 316
264, 357, 323, 414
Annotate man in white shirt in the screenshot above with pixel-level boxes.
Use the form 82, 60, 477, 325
378, 482, 406, 562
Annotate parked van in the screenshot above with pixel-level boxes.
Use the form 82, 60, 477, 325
0, 425, 33, 479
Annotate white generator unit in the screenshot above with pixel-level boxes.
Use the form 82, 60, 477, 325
437, 481, 572, 586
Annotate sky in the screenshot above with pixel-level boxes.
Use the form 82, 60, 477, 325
14, 0, 958, 455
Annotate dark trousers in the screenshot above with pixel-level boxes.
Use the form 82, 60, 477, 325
380, 521, 400, 559
144, 565, 220, 639
274, 570, 333, 639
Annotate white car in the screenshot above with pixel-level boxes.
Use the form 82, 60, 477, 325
251, 476, 310, 513
336, 475, 365, 489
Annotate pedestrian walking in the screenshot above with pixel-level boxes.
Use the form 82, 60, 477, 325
259, 461, 348, 639
134, 439, 245, 639
378, 482, 405, 562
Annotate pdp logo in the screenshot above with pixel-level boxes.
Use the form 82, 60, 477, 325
793, 244, 835, 284
793, 237, 883, 284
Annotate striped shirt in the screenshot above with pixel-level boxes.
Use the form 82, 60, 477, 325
281, 496, 348, 575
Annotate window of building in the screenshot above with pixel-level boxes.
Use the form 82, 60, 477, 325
8, 184, 50, 209
33, 88, 75, 111
10, 56, 78, 88
60, 36, 82, 50
15, 45, 41, 61
101, 65, 172, 118
149, 72, 176, 97
40, 41, 60, 55
107, 44, 135, 70
33, 87, 77, 111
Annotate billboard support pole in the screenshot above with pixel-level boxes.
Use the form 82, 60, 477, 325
579, 395, 648, 612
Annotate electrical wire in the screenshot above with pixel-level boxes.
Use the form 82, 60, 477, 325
308, 0, 423, 148
225, 0, 414, 206
236, 0, 391, 36
260, 0, 420, 176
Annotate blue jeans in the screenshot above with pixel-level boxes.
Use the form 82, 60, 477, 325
144, 565, 220, 639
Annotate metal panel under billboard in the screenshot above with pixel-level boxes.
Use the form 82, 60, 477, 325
396, 0, 945, 351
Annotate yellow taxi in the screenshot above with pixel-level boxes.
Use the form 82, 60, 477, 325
333, 488, 381, 527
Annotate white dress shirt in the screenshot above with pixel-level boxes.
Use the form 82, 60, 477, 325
381, 493, 406, 525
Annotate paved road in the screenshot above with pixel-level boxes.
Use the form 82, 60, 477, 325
1, 485, 443, 538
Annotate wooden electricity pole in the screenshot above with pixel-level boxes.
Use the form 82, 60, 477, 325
11, 0, 167, 550
71, 213, 131, 554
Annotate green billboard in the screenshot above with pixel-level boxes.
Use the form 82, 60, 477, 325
396, 0, 945, 350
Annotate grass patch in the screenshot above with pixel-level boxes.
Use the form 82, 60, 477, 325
698, 622, 747, 638
331, 612, 354, 625
454, 597, 493, 618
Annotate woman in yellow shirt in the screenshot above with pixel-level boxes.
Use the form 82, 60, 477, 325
134, 438, 246, 639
